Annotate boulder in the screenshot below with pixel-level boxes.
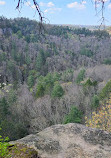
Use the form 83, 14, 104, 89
11, 123, 111, 158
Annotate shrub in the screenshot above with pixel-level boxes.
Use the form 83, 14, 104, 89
63, 106, 83, 124
0, 128, 9, 158
85, 104, 111, 132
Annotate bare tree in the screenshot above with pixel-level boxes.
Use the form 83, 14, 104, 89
16, 0, 107, 24
16, 0, 43, 22
16, 0, 46, 32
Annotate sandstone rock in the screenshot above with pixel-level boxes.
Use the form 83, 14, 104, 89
11, 123, 111, 158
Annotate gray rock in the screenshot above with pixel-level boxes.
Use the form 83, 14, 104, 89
11, 123, 111, 158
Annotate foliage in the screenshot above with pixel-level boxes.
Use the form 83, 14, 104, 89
103, 58, 111, 65
27, 70, 39, 89
73, 28, 92, 36
93, 30, 110, 38
0, 119, 28, 141
36, 83, 45, 98
83, 79, 97, 87
80, 48, 93, 57
36, 72, 61, 98
36, 49, 46, 71
0, 97, 9, 117
76, 69, 85, 84
91, 95, 99, 109
0, 17, 110, 87
0, 52, 7, 62
61, 69, 74, 82
51, 83, 64, 98
99, 80, 111, 100
63, 106, 83, 124
85, 104, 111, 132
27, 75, 35, 89
7, 89, 17, 105
0, 84, 28, 141
0, 128, 9, 158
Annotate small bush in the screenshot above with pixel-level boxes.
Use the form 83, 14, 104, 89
0, 128, 9, 158
63, 106, 83, 124
85, 104, 111, 132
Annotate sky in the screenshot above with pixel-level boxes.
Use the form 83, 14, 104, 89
0, 0, 111, 25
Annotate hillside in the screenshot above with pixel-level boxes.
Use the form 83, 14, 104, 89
0, 17, 111, 142
0, 17, 110, 85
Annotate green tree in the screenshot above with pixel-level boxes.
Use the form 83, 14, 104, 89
25, 53, 31, 65
36, 72, 61, 98
51, 83, 64, 98
83, 78, 97, 87
99, 80, 111, 100
0, 97, 9, 117
76, 69, 85, 84
36, 83, 45, 98
80, 48, 93, 57
17, 30, 22, 39
63, 106, 83, 124
36, 49, 46, 71
91, 95, 99, 109
27, 75, 35, 89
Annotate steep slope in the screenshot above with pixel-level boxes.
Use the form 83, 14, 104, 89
11, 123, 111, 158
10, 65, 111, 133
0, 17, 110, 85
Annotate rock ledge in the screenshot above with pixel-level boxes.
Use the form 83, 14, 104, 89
11, 123, 111, 158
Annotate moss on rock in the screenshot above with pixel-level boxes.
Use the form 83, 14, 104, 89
6, 144, 39, 158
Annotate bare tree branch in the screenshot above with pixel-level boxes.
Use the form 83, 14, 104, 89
16, 0, 109, 27
16, 0, 46, 32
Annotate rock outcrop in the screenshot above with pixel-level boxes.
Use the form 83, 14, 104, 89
11, 123, 111, 158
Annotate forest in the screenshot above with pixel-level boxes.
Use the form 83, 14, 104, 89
0, 17, 111, 143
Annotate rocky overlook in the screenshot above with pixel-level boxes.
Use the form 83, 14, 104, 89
11, 123, 111, 158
